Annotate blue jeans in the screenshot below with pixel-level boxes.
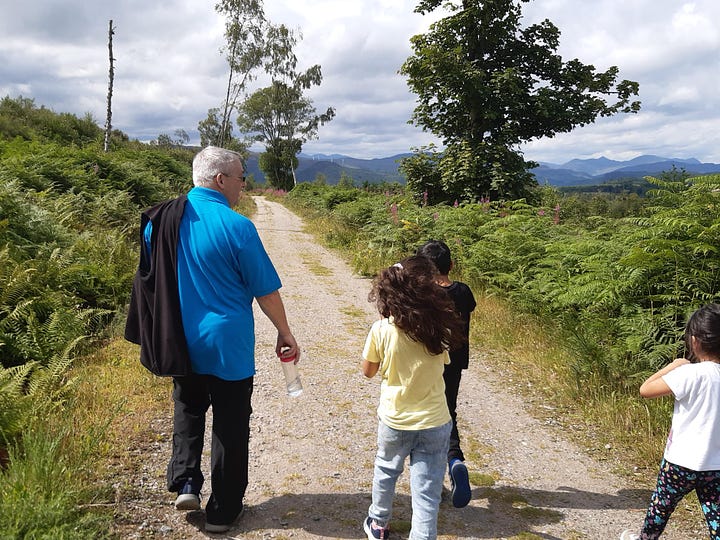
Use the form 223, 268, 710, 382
368, 420, 451, 540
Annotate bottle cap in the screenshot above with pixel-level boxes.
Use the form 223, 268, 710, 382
279, 347, 296, 362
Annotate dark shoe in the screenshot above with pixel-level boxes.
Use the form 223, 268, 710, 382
205, 522, 232, 534
174, 480, 200, 511
206, 506, 244, 534
363, 516, 390, 539
449, 459, 471, 508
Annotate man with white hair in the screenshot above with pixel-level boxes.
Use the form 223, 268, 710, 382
126, 145, 300, 533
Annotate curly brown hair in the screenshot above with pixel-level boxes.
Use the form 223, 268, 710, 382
368, 255, 466, 355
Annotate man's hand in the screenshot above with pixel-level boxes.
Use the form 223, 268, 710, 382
277, 334, 300, 363
256, 290, 300, 362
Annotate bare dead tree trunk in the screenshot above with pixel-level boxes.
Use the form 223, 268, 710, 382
219, 33, 239, 148
103, 20, 115, 153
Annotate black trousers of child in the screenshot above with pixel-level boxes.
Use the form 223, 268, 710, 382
166, 373, 254, 526
640, 458, 720, 539
443, 363, 464, 462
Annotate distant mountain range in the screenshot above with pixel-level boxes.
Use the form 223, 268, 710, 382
244, 152, 720, 187
533, 155, 720, 186
245, 152, 412, 185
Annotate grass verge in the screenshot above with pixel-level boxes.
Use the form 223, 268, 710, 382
468, 293, 671, 470
469, 294, 704, 527
82, 337, 173, 537
0, 335, 161, 539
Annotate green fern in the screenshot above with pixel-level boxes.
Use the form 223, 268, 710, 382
0, 362, 36, 444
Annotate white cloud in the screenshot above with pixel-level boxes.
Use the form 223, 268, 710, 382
0, 0, 718, 162
657, 86, 700, 107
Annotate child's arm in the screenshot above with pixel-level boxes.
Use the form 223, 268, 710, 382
639, 358, 691, 398
362, 359, 379, 378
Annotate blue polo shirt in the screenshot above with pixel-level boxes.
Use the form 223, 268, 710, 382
152, 187, 281, 380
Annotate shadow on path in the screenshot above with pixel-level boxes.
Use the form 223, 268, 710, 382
181, 485, 651, 539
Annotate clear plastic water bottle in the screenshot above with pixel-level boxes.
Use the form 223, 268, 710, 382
279, 350, 303, 397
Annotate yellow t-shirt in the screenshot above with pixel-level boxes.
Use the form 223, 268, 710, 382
363, 318, 450, 430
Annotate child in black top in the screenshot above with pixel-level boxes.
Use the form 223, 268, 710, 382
417, 240, 477, 508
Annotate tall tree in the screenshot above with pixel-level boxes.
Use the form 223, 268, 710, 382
205, 0, 268, 148
198, 107, 247, 152
198, 108, 226, 147
236, 24, 334, 191
400, 0, 640, 202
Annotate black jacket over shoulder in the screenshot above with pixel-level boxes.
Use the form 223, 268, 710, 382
124, 195, 192, 377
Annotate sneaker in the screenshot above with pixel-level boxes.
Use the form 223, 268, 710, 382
363, 516, 390, 539
620, 531, 640, 540
449, 459, 471, 508
174, 479, 200, 511
205, 522, 232, 534
206, 506, 244, 534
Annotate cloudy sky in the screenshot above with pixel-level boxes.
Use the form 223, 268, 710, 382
1, 0, 719, 164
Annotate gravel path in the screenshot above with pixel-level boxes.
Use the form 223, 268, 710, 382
115, 197, 696, 539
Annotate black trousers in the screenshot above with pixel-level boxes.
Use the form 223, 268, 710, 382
443, 364, 464, 463
166, 373, 253, 525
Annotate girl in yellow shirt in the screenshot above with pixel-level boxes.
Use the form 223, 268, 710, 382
362, 256, 466, 540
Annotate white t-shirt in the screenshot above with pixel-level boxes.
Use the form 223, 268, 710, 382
662, 361, 720, 471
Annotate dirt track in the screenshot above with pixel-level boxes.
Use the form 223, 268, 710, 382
113, 197, 698, 539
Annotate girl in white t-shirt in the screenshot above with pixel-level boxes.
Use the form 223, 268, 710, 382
361, 256, 466, 540
621, 304, 720, 540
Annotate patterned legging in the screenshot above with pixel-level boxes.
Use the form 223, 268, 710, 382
639, 458, 720, 539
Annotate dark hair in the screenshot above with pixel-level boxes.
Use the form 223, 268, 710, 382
416, 240, 452, 275
684, 304, 720, 362
369, 255, 466, 355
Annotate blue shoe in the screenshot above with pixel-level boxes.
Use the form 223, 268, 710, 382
174, 479, 200, 511
449, 459, 471, 508
363, 516, 390, 539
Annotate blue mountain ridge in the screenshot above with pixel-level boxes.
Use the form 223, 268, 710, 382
244, 152, 720, 187
245, 152, 413, 185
